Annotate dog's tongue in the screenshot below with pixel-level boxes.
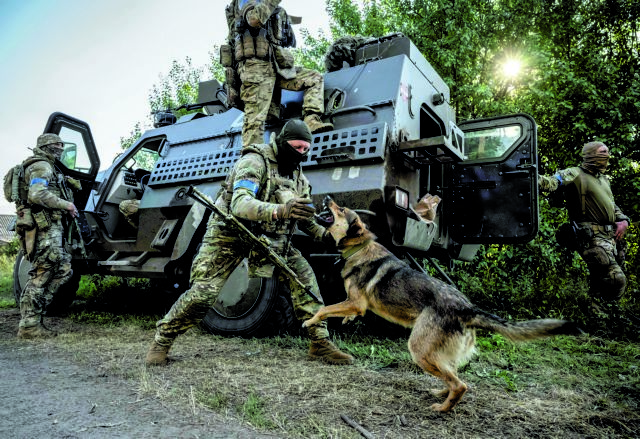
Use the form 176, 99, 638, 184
315, 213, 334, 227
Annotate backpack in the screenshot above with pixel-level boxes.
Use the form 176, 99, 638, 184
3, 157, 46, 204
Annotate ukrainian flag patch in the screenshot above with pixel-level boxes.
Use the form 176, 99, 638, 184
233, 180, 259, 195
30, 178, 48, 187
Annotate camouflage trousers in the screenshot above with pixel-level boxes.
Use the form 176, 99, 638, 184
19, 220, 73, 328
238, 58, 325, 146
119, 199, 140, 228
578, 228, 626, 302
154, 223, 329, 347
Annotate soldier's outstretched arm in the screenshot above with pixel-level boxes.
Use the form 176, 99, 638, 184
538, 167, 580, 193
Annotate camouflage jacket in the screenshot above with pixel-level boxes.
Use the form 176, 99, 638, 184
217, 138, 325, 239
539, 166, 629, 225
25, 148, 73, 216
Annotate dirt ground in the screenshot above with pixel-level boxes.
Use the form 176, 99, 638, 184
1, 306, 638, 439
0, 309, 277, 439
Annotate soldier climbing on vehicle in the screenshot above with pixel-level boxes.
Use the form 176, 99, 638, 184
221, 0, 333, 146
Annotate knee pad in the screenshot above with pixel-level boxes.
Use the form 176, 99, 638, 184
608, 266, 627, 297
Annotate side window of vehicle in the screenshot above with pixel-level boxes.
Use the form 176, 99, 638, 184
132, 148, 160, 171
464, 124, 523, 160
58, 126, 93, 173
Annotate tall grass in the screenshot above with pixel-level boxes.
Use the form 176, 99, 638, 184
0, 239, 19, 308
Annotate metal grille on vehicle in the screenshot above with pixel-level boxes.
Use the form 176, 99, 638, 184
148, 149, 242, 187
303, 122, 387, 166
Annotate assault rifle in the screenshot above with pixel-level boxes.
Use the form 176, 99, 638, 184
57, 170, 87, 259
186, 185, 321, 302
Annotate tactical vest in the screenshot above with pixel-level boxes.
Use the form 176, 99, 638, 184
224, 1, 296, 65
217, 143, 310, 235
24, 159, 66, 204
8, 156, 68, 233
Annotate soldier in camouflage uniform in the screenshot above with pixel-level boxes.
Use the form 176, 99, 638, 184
16, 133, 79, 339
224, 0, 333, 146
539, 141, 631, 327
146, 119, 353, 366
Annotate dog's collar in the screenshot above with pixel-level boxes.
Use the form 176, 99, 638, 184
339, 242, 369, 260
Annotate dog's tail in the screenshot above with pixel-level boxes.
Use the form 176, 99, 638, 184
467, 309, 583, 341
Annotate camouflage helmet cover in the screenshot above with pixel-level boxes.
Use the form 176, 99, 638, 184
36, 133, 63, 148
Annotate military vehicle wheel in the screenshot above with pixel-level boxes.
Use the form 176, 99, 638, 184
200, 259, 296, 337
13, 249, 80, 315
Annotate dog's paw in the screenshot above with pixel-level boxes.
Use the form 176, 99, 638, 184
302, 319, 314, 328
430, 402, 452, 413
341, 315, 356, 324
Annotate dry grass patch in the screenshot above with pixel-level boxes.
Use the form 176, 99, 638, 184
1, 308, 638, 438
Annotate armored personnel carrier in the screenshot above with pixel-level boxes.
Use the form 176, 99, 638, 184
13, 35, 538, 336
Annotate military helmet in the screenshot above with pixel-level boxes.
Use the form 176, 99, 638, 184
36, 133, 63, 148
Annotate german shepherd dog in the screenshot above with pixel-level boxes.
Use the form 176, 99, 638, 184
303, 198, 582, 412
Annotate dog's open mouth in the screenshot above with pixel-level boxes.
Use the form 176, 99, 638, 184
315, 211, 334, 228
315, 196, 335, 228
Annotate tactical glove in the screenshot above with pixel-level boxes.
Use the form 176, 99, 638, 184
276, 198, 315, 220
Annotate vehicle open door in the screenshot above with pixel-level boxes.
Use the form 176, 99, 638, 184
446, 114, 538, 244
44, 112, 101, 225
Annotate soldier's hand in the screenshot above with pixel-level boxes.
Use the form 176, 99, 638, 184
66, 202, 79, 218
65, 176, 82, 191
615, 220, 629, 240
276, 198, 315, 220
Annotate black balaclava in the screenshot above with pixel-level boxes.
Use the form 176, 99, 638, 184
276, 119, 312, 177
581, 141, 609, 175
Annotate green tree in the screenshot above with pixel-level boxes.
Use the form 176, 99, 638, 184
148, 57, 203, 115
119, 57, 207, 151
324, 0, 639, 322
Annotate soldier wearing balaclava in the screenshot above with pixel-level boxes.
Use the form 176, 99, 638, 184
539, 141, 631, 333
146, 119, 354, 367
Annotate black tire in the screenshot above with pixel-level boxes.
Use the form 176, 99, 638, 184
200, 259, 297, 338
13, 249, 79, 316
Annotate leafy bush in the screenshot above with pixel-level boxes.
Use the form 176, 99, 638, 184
0, 237, 20, 258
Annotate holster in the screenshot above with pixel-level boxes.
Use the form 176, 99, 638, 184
575, 222, 594, 248
15, 206, 35, 232
24, 228, 37, 261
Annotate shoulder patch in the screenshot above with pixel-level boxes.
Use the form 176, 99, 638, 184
30, 178, 49, 187
233, 179, 259, 195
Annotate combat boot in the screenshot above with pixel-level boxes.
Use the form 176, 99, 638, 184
304, 114, 334, 134
17, 324, 57, 340
145, 341, 171, 366
308, 338, 354, 365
